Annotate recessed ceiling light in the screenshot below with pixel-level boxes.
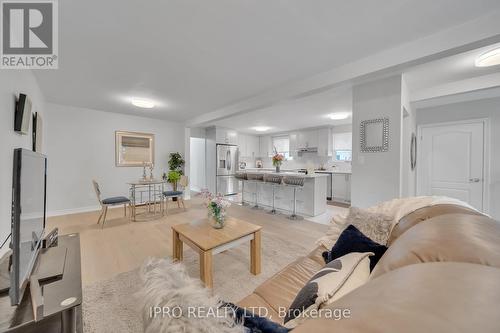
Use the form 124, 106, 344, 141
131, 98, 155, 108
252, 126, 271, 132
475, 48, 500, 67
328, 112, 351, 120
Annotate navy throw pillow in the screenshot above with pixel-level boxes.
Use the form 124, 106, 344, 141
322, 224, 387, 271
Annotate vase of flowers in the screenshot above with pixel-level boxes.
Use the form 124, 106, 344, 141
272, 152, 284, 173
201, 190, 231, 229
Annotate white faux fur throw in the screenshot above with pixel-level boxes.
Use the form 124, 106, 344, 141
317, 196, 482, 249
138, 257, 244, 333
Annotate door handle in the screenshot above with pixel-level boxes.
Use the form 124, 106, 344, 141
469, 178, 481, 183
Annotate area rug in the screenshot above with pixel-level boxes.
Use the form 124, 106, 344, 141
82, 232, 316, 333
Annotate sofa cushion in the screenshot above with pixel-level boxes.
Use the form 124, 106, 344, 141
372, 213, 500, 278
387, 204, 483, 245
284, 252, 371, 329
237, 293, 281, 323
253, 257, 323, 315
292, 262, 500, 333
322, 225, 387, 271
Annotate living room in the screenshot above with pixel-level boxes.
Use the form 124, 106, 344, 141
1, 1, 500, 332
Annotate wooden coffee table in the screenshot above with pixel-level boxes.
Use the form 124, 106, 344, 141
171, 217, 262, 288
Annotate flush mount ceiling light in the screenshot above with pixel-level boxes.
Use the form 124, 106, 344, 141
252, 126, 271, 132
475, 48, 500, 67
131, 98, 155, 108
328, 112, 351, 120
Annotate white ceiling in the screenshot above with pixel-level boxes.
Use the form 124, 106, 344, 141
212, 41, 500, 133
405, 42, 500, 100
33, 0, 500, 122
212, 85, 352, 134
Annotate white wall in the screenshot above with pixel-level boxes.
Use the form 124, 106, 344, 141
401, 77, 417, 197
416, 96, 500, 220
189, 137, 206, 192
44, 103, 185, 215
351, 75, 403, 208
0, 71, 46, 255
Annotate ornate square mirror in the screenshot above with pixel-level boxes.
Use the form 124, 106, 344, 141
115, 131, 155, 167
360, 118, 389, 152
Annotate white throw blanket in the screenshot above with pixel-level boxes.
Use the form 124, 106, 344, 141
317, 196, 481, 249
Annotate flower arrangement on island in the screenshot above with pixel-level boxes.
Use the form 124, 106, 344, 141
272, 150, 284, 172
200, 189, 231, 229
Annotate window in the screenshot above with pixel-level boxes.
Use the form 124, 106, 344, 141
272, 135, 290, 159
333, 132, 352, 161
335, 150, 352, 161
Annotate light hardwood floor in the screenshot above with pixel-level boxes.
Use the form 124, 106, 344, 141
47, 197, 336, 286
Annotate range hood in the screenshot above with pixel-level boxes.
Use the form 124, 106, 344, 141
297, 147, 318, 153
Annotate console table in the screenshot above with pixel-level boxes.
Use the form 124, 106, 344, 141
0, 234, 82, 333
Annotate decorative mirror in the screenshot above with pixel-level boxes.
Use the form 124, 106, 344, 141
115, 131, 155, 167
360, 118, 389, 152
410, 132, 417, 170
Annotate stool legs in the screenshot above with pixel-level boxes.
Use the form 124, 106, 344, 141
252, 182, 260, 209
288, 187, 303, 220
241, 181, 248, 206
268, 185, 277, 214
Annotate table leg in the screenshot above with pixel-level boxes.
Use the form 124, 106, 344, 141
200, 250, 213, 288
172, 230, 183, 261
250, 230, 261, 275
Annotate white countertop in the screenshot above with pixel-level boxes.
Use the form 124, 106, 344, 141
239, 168, 327, 178
314, 170, 352, 174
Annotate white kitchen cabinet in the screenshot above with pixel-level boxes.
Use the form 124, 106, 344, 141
237, 133, 247, 157
246, 135, 260, 157
216, 127, 238, 145
317, 128, 333, 156
289, 132, 298, 157
297, 129, 318, 148
332, 173, 351, 203
259, 135, 273, 157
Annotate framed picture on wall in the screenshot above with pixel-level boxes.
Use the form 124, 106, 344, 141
115, 131, 155, 167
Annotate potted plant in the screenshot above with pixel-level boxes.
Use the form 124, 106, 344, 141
167, 170, 181, 191
167, 152, 185, 199
272, 150, 284, 173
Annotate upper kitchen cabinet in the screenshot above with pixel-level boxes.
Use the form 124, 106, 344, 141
259, 135, 273, 157
289, 132, 298, 157
297, 129, 318, 148
216, 127, 238, 145
246, 135, 260, 157
238, 133, 260, 157
317, 128, 333, 157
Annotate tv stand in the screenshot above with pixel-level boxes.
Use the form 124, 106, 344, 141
0, 234, 82, 333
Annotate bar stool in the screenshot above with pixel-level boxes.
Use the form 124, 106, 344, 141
235, 171, 248, 206
246, 172, 264, 209
283, 176, 305, 220
264, 173, 283, 214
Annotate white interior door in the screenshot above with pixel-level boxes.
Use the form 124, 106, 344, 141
417, 121, 484, 210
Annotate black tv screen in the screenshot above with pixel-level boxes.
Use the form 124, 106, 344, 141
10, 148, 47, 305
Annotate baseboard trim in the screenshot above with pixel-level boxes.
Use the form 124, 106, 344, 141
47, 205, 101, 217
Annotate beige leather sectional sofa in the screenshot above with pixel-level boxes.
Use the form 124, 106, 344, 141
238, 204, 500, 332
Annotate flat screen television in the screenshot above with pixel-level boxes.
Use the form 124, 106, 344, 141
10, 148, 47, 305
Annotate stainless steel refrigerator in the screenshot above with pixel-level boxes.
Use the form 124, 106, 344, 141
216, 144, 239, 195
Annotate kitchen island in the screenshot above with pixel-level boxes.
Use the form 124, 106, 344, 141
239, 169, 327, 217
